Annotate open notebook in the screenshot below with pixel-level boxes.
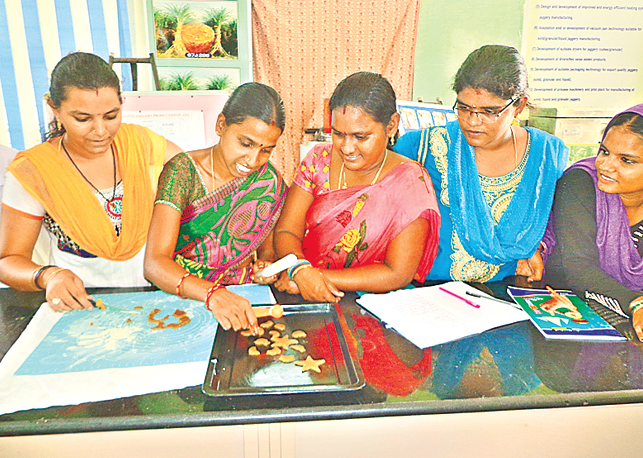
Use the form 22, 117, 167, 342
356, 281, 528, 349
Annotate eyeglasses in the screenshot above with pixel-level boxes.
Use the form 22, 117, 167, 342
452, 97, 518, 124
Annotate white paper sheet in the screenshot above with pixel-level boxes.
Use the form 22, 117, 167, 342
0, 302, 211, 416
356, 282, 529, 349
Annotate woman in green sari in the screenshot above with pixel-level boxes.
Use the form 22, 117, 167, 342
144, 83, 287, 332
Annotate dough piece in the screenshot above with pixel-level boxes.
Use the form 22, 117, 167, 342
248, 346, 260, 356
291, 330, 307, 339
268, 330, 280, 339
266, 347, 281, 356
279, 354, 295, 363
274, 323, 286, 332
260, 320, 274, 329
294, 355, 325, 373
290, 344, 306, 353
241, 327, 265, 337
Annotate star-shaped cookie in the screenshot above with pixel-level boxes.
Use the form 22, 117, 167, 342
294, 355, 325, 373
270, 334, 298, 350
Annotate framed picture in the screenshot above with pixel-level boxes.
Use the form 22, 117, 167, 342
156, 67, 240, 91
147, 0, 252, 87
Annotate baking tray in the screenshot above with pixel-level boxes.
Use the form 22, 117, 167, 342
202, 303, 367, 409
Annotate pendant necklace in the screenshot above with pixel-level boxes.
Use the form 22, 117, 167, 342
61, 137, 118, 204
339, 149, 389, 190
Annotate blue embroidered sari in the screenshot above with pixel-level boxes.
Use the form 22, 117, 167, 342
395, 121, 568, 282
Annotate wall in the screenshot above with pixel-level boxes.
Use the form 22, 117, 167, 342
0, 0, 543, 150
412, 0, 526, 105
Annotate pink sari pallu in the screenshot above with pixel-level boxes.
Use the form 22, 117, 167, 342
302, 162, 440, 279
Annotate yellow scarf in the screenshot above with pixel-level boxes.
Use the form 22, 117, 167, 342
8, 124, 166, 261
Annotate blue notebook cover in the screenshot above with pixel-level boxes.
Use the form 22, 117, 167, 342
507, 286, 626, 341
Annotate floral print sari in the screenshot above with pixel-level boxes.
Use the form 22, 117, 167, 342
294, 144, 440, 278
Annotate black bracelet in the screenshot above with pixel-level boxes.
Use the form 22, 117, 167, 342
33, 265, 55, 290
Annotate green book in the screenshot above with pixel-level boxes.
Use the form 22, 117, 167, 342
507, 286, 626, 341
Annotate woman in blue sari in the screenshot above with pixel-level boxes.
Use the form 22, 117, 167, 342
396, 45, 569, 283
396, 45, 569, 398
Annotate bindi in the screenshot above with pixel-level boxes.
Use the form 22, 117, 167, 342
475, 90, 482, 95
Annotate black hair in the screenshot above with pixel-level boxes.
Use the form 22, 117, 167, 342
46, 52, 122, 140
452, 45, 528, 101
603, 111, 643, 141
221, 82, 286, 132
328, 71, 397, 128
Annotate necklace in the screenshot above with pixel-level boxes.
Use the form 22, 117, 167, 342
510, 125, 518, 169
209, 146, 217, 192
338, 149, 389, 190
60, 137, 118, 203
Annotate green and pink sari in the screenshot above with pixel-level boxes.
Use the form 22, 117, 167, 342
155, 152, 287, 284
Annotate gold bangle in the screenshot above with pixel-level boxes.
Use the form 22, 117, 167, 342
32, 264, 56, 290
43, 267, 65, 287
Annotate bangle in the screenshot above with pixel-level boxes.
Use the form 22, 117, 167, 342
176, 272, 193, 299
32, 265, 54, 290
42, 267, 65, 287
629, 299, 643, 315
288, 259, 311, 279
205, 284, 227, 311
290, 263, 313, 279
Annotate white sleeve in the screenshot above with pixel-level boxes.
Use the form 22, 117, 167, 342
2, 171, 46, 217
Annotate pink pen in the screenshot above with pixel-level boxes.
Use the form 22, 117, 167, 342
439, 287, 480, 309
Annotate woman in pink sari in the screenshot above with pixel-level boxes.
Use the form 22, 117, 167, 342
274, 72, 440, 302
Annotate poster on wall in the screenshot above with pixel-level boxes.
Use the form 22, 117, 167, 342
523, 0, 643, 109
396, 101, 455, 136
153, 0, 238, 60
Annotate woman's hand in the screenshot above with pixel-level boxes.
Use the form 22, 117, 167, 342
250, 259, 278, 285
207, 288, 258, 332
274, 271, 300, 295
44, 268, 95, 312
631, 301, 643, 342
291, 267, 344, 303
516, 250, 544, 282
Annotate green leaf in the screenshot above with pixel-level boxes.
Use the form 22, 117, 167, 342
359, 220, 367, 239
344, 250, 356, 268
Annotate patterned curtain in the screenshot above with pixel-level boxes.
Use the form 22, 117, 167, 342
252, 0, 420, 183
